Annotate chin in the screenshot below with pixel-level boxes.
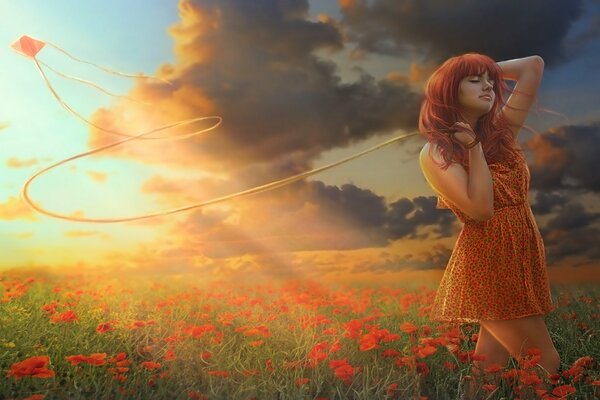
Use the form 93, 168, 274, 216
478, 106, 493, 116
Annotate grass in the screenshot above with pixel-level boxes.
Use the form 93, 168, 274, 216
0, 270, 598, 399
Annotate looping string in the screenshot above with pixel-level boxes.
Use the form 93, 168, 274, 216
12, 35, 420, 223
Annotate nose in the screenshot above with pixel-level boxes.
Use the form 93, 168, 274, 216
483, 81, 493, 91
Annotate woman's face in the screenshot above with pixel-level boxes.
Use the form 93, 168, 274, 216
457, 71, 495, 117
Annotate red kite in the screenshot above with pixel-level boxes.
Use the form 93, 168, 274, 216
11, 35, 46, 58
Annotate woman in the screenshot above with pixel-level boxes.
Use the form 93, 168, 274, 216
418, 53, 560, 399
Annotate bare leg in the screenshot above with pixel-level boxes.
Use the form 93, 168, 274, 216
479, 315, 560, 394
465, 324, 510, 399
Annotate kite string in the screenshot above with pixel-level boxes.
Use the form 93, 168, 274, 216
17, 36, 569, 224
44, 41, 173, 86
21, 37, 422, 223
38, 59, 150, 105
32, 57, 195, 141
22, 127, 419, 223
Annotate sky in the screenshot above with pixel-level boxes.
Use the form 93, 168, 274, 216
0, 0, 599, 286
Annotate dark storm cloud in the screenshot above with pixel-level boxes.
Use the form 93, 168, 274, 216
542, 226, 600, 266
340, 0, 585, 66
308, 183, 456, 242
544, 202, 599, 231
169, 0, 421, 170
563, 3, 600, 58
525, 122, 600, 266
171, 181, 457, 258
537, 201, 600, 265
386, 195, 455, 239
530, 191, 568, 215
526, 122, 600, 193
352, 244, 452, 273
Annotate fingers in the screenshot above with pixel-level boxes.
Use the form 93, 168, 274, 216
451, 121, 475, 134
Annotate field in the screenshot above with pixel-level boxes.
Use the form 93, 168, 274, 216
1, 270, 598, 399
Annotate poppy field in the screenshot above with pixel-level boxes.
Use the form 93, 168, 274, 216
1, 270, 599, 399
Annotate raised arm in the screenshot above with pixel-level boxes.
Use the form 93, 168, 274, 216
496, 55, 544, 139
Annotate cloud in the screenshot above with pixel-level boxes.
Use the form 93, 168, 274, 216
75, 0, 439, 269
544, 202, 599, 231
86, 170, 107, 183
339, 0, 586, 66
543, 226, 600, 266
538, 201, 600, 265
87, 0, 421, 175
523, 122, 600, 266
5, 158, 39, 168
386, 62, 438, 87
64, 230, 105, 238
0, 196, 37, 221
387, 195, 457, 239
526, 122, 600, 192
530, 190, 568, 215
352, 243, 452, 273
562, 4, 600, 58
162, 180, 456, 259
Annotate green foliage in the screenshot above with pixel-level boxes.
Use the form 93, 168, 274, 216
0, 275, 598, 399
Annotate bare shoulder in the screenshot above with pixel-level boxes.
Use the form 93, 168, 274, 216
419, 142, 444, 168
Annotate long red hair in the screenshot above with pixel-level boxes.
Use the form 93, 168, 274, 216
419, 53, 525, 170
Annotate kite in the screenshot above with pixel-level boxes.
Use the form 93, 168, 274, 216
12, 35, 419, 223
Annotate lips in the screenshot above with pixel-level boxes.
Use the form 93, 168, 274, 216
480, 95, 493, 101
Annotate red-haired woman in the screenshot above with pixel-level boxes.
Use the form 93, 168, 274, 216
418, 54, 559, 399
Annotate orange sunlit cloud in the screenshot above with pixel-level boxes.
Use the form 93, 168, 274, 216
526, 130, 570, 169
3, 0, 594, 286
64, 230, 104, 238
140, 174, 230, 206
339, 0, 357, 9
86, 170, 107, 183
387, 63, 438, 88
5, 157, 39, 168
0, 196, 37, 221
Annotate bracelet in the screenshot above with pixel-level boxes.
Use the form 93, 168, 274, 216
464, 139, 480, 149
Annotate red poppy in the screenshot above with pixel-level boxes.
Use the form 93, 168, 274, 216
163, 349, 176, 361
23, 395, 45, 400
242, 369, 259, 376
66, 353, 107, 366
265, 359, 274, 371
382, 349, 402, 358
387, 382, 399, 397
50, 310, 78, 323
573, 355, 594, 369
207, 370, 228, 377
296, 377, 309, 387
41, 301, 59, 315
400, 322, 418, 334
415, 344, 437, 359
7, 356, 55, 379
96, 322, 114, 333
552, 384, 576, 397
141, 361, 161, 370
484, 363, 503, 374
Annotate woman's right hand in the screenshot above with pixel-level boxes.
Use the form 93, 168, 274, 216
450, 122, 477, 146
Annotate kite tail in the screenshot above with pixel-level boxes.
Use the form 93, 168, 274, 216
534, 107, 571, 125
38, 59, 151, 106
32, 56, 135, 139
44, 41, 173, 86
21, 129, 419, 223
32, 56, 217, 141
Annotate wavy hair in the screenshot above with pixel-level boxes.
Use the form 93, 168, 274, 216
419, 53, 526, 170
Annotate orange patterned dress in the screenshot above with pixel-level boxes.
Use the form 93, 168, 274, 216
430, 148, 555, 324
